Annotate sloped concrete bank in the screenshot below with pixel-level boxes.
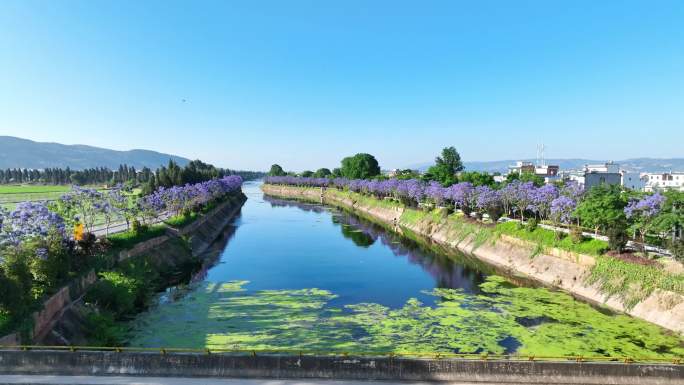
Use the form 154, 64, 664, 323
261, 184, 684, 335
0, 350, 681, 385
4, 193, 247, 346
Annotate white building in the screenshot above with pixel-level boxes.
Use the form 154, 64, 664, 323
621, 172, 645, 191
644, 172, 684, 192
584, 161, 620, 174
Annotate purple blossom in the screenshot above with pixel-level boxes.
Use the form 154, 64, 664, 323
426, 181, 448, 206
625, 193, 665, 219
447, 182, 475, 213
1, 201, 65, 245
528, 184, 558, 219
550, 195, 576, 224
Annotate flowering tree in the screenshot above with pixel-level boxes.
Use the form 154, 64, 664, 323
0, 202, 65, 246
108, 185, 138, 231
511, 182, 535, 222
448, 182, 475, 215
56, 186, 105, 234
475, 185, 503, 222
528, 184, 559, 220
625, 193, 665, 254
426, 181, 448, 207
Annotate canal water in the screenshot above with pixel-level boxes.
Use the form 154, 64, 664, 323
127, 182, 683, 358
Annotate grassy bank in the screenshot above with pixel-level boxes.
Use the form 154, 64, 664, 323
265, 185, 684, 310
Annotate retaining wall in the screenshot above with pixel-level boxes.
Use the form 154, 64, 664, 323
0, 350, 680, 384
261, 184, 684, 334
0, 192, 247, 346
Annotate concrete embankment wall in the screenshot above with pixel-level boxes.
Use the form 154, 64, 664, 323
261, 184, 684, 334
0, 193, 247, 346
0, 350, 681, 385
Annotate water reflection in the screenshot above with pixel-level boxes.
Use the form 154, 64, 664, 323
266, 193, 487, 294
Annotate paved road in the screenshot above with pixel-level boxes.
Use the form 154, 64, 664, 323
91, 212, 173, 238
0, 376, 478, 385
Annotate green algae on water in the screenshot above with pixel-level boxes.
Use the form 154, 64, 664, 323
127, 277, 684, 358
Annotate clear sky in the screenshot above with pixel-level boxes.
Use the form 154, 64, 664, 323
1, 1, 682, 171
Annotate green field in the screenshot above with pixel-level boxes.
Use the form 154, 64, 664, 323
0, 185, 71, 210
0, 184, 106, 211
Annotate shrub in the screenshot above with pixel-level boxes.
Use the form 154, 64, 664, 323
486, 206, 503, 223
570, 226, 584, 244
84, 312, 126, 346
607, 224, 629, 253
84, 271, 139, 318
77, 232, 97, 254
669, 238, 684, 262
131, 219, 148, 236
525, 218, 539, 232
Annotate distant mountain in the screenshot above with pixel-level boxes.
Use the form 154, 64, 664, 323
408, 158, 684, 174
0, 136, 191, 170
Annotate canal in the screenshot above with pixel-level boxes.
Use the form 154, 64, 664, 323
127, 182, 683, 358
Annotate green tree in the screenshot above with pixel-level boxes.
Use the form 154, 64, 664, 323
300, 170, 314, 177
313, 168, 332, 178
268, 164, 286, 177
332, 168, 342, 177
424, 147, 464, 186
459, 171, 496, 187
506, 172, 545, 187
396, 169, 420, 180
575, 185, 627, 235
340, 153, 381, 179
653, 190, 684, 244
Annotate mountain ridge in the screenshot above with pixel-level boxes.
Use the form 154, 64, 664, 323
0, 136, 191, 170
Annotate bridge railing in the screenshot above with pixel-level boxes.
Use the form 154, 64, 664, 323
1, 345, 681, 365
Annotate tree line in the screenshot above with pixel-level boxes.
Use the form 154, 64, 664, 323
0, 160, 264, 189
0, 165, 153, 186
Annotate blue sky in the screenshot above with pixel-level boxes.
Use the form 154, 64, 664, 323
1, 1, 682, 171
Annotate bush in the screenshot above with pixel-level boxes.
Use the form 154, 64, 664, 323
84, 271, 139, 319
669, 238, 684, 262
486, 206, 503, 223
84, 312, 126, 346
607, 224, 629, 253
525, 218, 539, 232
77, 232, 97, 254
131, 219, 148, 236
570, 226, 584, 244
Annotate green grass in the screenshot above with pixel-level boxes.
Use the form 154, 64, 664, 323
164, 212, 199, 228
327, 188, 404, 210
107, 224, 167, 250
587, 255, 684, 309
0, 184, 106, 210
495, 221, 608, 257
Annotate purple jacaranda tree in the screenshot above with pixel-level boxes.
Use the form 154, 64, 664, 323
499, 182, 518, 218
57, 186, 105, 234
142, 175, 244, 220
1, 201, 65, 246
550, 195, 577, 238
426, 181, 448, 207
448, 182, 475, 215
107, 185, 136, 231
512, 182, 536, 222
529, 184, 559, 220
550, 195, 577, 225
475, 185, 503, 222
625, 193, 665, 254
